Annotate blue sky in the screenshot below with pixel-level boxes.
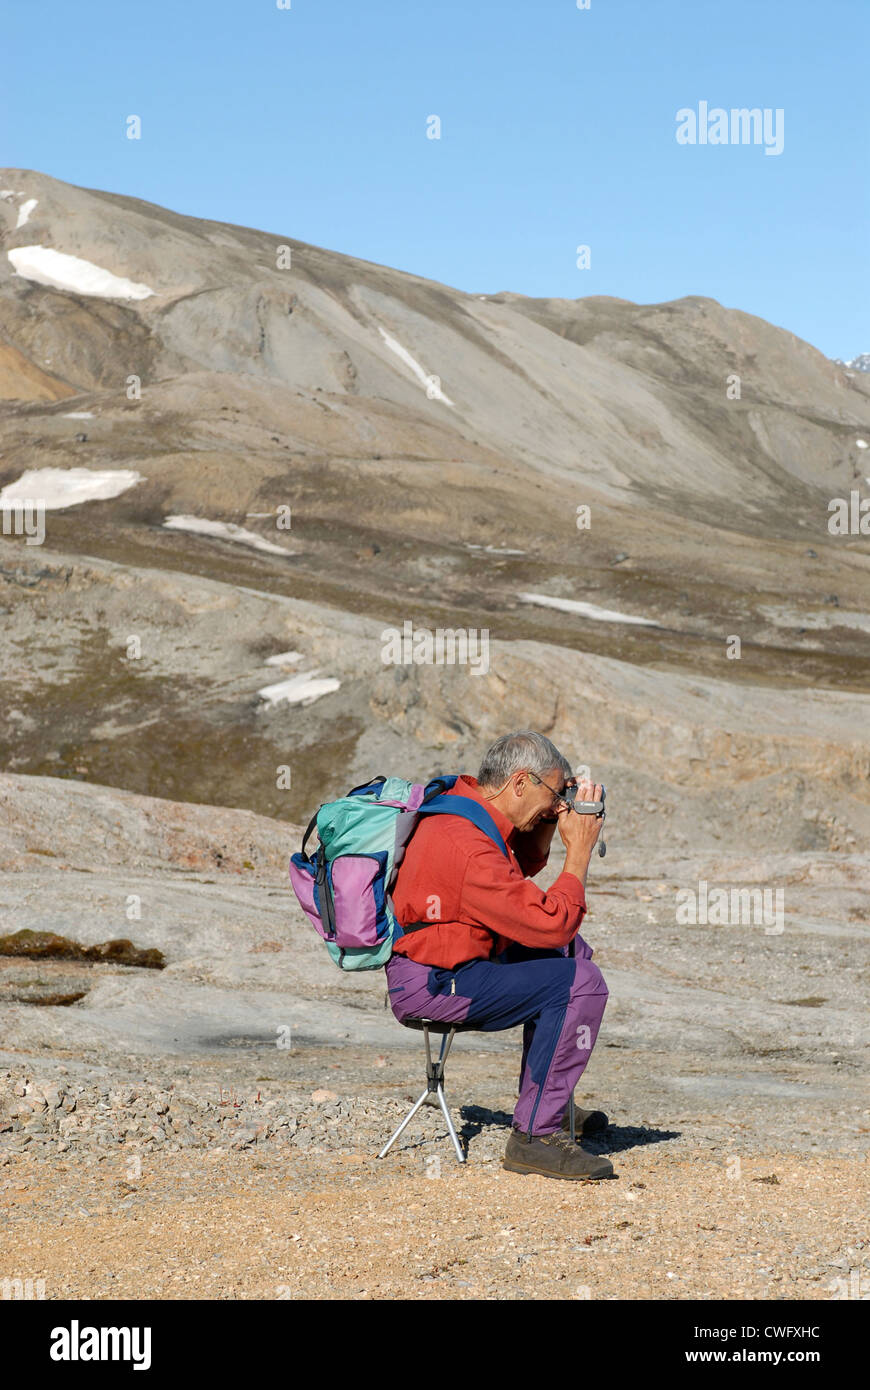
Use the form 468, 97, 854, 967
2, 0, 866, 358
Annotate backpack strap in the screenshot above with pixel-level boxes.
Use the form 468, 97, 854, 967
346, 776, 387, 798
421, 774, 458, 803
300, 809, 321, 860
415, 794, 509, 859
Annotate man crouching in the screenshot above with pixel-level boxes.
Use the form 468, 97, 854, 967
386, 729, 613, 1180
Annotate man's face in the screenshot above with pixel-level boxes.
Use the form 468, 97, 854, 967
514, 766, 567, 830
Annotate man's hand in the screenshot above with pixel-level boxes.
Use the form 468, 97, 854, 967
556, 780, 603, 887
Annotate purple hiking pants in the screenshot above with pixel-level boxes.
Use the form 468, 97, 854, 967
384, 942, 609, 1136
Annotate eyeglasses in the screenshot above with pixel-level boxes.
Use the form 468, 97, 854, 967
526, 770, 574, 808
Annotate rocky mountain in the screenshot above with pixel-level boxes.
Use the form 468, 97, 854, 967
1, 167, 868, 847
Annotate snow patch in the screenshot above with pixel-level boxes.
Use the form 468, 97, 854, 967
263, 650, 304, 666
15, 198, 37, 229
856, 439, 868, 450
7, 246, 155, 300
376, 326, 453, 405
163, 515, 294, 557
63, 411, 95, 419
518, 592, 659, 626
469, 545, 526, 555
258, 671, 341, 707
0, 467, 142, 509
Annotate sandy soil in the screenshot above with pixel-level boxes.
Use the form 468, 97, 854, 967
2, 1144, 866, 1301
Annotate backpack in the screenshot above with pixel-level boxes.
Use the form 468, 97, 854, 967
288, 774, 508, 970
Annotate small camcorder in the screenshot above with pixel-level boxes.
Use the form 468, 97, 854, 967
564, 782, 607, 857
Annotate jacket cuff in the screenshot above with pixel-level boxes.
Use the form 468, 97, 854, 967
550, 870, 587, 909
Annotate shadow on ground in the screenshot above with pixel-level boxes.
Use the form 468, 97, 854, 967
457, 1105, 682, 1156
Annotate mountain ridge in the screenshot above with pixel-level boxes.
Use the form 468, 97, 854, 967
1, 167, 868, 834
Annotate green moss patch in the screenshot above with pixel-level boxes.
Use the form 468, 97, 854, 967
0, 930, 164, 969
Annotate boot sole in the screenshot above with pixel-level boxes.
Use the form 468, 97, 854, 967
502, 1157, 614, 1181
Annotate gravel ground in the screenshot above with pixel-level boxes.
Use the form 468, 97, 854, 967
2, 1143, 867, 1302
1, 1057, 867, 1301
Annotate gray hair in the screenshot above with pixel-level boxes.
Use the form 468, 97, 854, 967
477, 730, 572, 789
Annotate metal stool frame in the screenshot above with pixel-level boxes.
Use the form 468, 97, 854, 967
377, 1019, 467, 1164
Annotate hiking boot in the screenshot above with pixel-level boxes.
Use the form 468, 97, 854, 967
502, 1126, 615, 1181
561, 1103, 609, 1136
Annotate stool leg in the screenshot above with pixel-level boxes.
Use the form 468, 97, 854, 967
377, 1086, 432, 1158
428, 1029, 465, 1162
434, 1083, 466, 1164
438, 1028, 456, 1068
421, 1025, 439, 1106
379, 1025, 466, 1162
423, 1027, 454, 1105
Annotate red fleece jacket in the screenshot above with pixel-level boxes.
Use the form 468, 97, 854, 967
390, 774, 588, 968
